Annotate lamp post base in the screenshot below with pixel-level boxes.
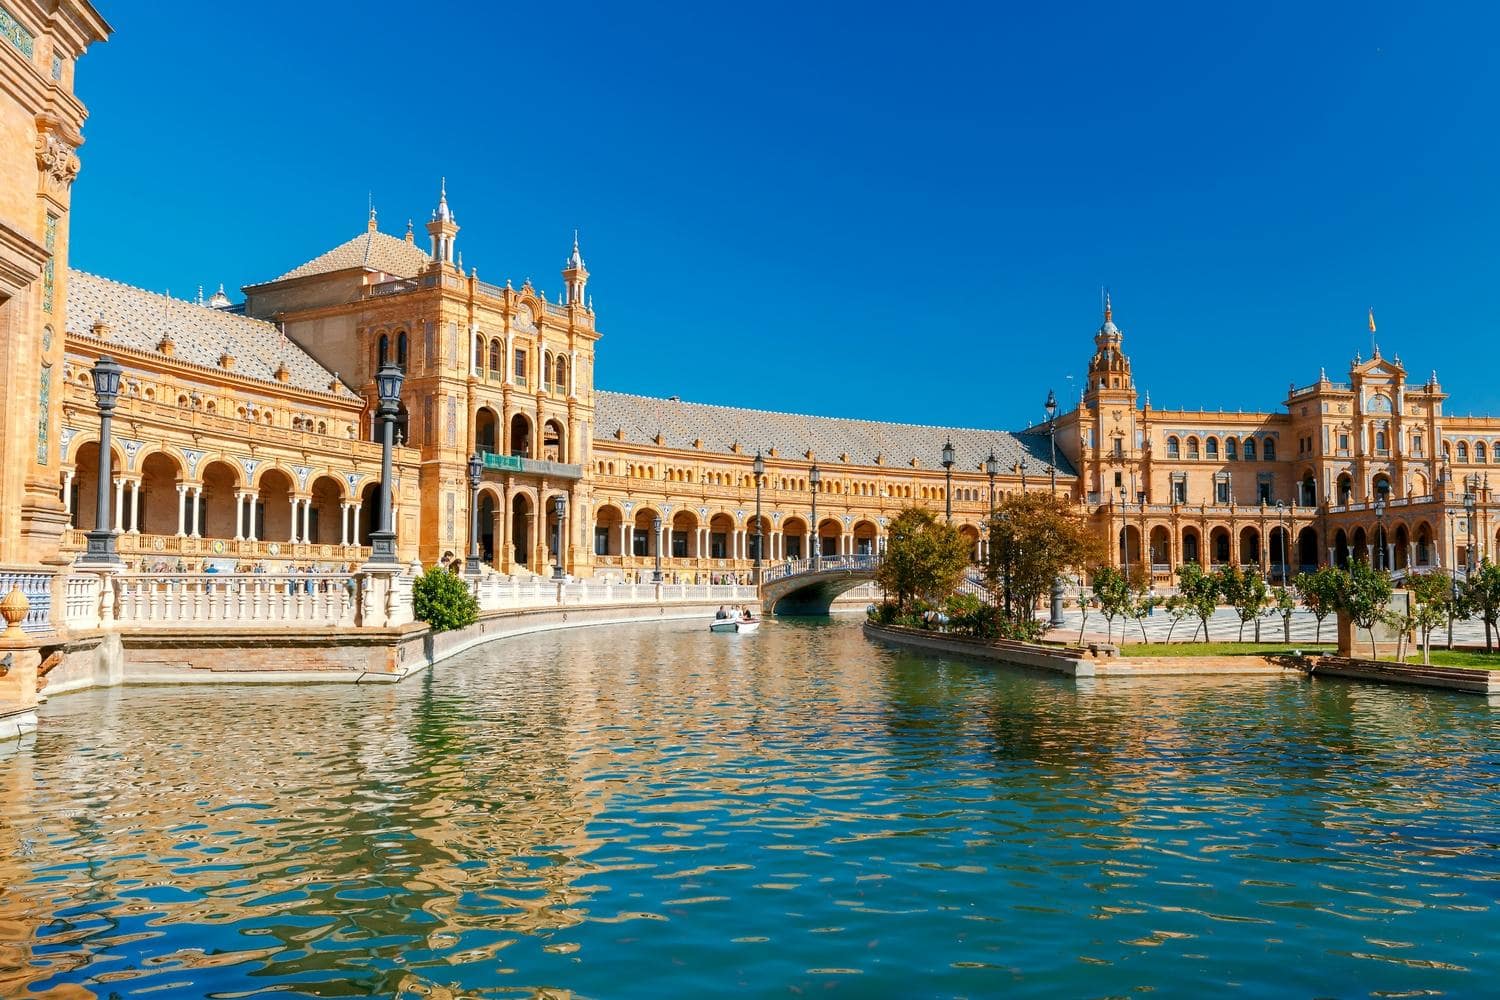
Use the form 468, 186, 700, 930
1049, 577, 1065, 628
553, 562, 566, 581
367, 530, 399, 565
78, 530, 119, 566
465, 555, 483, 577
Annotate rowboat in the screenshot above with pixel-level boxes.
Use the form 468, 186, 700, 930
709, 618, 760, 634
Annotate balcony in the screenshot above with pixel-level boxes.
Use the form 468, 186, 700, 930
480, 451, 583, 480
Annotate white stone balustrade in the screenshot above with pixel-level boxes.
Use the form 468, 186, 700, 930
107, 573, 359, 629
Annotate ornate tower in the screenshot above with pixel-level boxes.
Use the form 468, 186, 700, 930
1081, 295, 1142, 504
561, 232, 588, 306
425, 179, 459, 268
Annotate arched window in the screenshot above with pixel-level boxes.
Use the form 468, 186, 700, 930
1458, 441, 1469, 463
1478, 442, 1488, 464
1206, 437, 1219, 459
1375, 430, 1387, 452
377, 334, 389, 367
1225, 438, 1237, 460
1244, 438, 1256, 461
1186, 437, 1200, 460
543, 352, 552, 390
489, 340, 501, 375
1262, 438, 1276, 461
1493, 440, 1500, 463
555, 356, 568, 394
1166, 436, 1180, 458
396, 331, 408, 369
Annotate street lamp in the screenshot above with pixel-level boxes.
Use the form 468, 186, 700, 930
1045, 389, 1058, 495
985, 450, 999, 523
809, 463, 822, 567
1119, 487, 1130, 586
1138, 490, 1147, 582
1374, 495, 1386, 569
465, 453, 483, 576
368, 362, 404, 564
652, 515, 663, 583
1044, 389, 1065, 626
1464, 480, 1478, 574
941, 439, 955, 522
80, 355, 124, 565
1019, 459, 1029, 494
553, 494, 567, 580
753, 450, 765, 579
998, 507, 1012, 619
1276, 500, 1287, 583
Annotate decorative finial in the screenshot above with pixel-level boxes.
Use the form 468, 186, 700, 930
1104, 290, 1112, 323
1320, 367, 1327, 381
368, 201, 378, 231
405, 219, 414, 243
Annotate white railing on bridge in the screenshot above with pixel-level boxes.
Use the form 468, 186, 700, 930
760, 553, 880, 585
109, 573, 359, 629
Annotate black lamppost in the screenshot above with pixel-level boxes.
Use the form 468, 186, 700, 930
753, 450, 765, 579
1464, 480, 1478, 575
1019, 459, 1028, 494
1044, 389, 1065, 627
1276, 500, 1287, 583
368, 362, 404, 564
985, 450, 999, 523
941, 439, 955, 522
465, 452, 483, 576
1119, 487, 1131, 585
652, 515, 663, 583
1374, 495, 1386, 569
1045, 389, 1058, 495
81, 355, 123, 565
998, 508, 1012, 619
553, 494, 567, 580
1138, 490, 1147, 581
809, 463, 821, 567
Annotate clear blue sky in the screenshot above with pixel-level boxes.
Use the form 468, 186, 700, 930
69, 1, 1500, 429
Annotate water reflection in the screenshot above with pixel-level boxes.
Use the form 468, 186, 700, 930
1, 619, 1497, 998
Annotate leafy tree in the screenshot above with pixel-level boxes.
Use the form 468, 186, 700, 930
1216, 565, 1268, 641
1075, 582, 1092, 645
1176, 561, 1220, 642
1336, 561, 1393, 661
1294, 567, 1343, 643
1125, 582, 1162, 642
412, 566, 479, 633
1162, 593, 1193, 643
1461, 560, 1500, 653
1269, 585, 1297, 643
1090, 565, 1131, 643
875, 507, 972, 613
1407, 572, 1453, 665
986, 494, 1105, 624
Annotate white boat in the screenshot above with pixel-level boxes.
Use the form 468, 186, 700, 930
709, 618, 760, 633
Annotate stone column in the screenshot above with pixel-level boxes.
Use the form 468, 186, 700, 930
619, 522, 628, 561
191, 486, 202, 538
112, 477, 126, 532
525, 511, 537, 572
129, 480, 142, 533
351, 501, 363, 545
62, 470, 75, 519
176, 484, 187, 537
234, 492, 245, 541
289, 497, 300, 544
491, 507, 504, 570
247, 495, 259, 542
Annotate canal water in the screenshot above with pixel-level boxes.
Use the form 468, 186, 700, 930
3, 619, 1497, 998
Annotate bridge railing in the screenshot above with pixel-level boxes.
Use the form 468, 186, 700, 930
761, 553, 880, 584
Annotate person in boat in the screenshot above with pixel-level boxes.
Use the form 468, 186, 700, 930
740, 607, 754, 622
715, 606, 729, 620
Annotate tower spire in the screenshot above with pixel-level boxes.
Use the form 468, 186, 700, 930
562, 229, 589, 305
426, 178, 460, 266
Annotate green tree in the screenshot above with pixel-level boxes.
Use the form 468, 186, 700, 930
1461, 560, 1500, 653
986, 494, 1104, 623
875, 506, 972, 613
1216, 565, 1268, 641
1336, 561, 1393, 661
1176, 561, 1220, 642
1125, 581, 1162, 642
1090, 565, 1131, 644
412, 566, 480, 633
1269, 585, 1297, 643
1162, 593, 1193, 643
1294, 567, 1343, 643
1407, 572, 1453, 665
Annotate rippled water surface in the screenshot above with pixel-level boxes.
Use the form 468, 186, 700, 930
3, 619, 1499, 998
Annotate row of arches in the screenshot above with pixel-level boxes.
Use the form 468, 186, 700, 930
67, 443, 380, 547
474, 335, 570, 395
1164, 435, 1277, 462
1450, 439, 1500, 464
590, 505, 885, 561
473, 408, 567, 462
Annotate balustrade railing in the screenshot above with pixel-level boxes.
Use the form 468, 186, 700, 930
0, 566, 53, 633
109, 573, 359, 628
761, 553, 880, 584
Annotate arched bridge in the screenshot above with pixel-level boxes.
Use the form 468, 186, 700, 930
760, 554, 880, 615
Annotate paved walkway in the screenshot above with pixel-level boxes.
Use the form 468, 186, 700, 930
1049, 606, 1497, 647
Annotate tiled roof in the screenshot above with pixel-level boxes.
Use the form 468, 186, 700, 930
66, 269, 356, 398
594, 390, 1074, 477
265, 227, 430, 284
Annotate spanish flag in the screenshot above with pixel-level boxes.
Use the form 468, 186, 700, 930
1368, 308, 1376, 333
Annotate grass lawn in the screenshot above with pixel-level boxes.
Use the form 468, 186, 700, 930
1119, 643, 1336, 658
1405, 649, 1500, 669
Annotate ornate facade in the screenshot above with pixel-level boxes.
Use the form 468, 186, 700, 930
3, 0, 1497, 640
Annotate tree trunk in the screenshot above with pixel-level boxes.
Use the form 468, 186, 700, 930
1369, 627, 1379, 662
1283, 616, 1290, 643
1314, 616, 1322, 643
1138, 616, 1149, 642
1487, 619, 1494, 654
1422, 628, 1431, 665
1202, 618, 1211, 642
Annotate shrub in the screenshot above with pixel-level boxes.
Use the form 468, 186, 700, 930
411, 566, 479, 633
